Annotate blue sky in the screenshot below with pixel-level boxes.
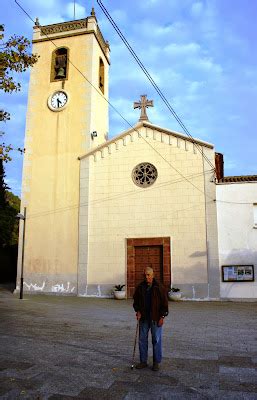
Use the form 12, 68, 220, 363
1, 0, 257, 196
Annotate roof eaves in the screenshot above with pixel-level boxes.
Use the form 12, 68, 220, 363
78, 121, 214, 160
218, 175, 257, 184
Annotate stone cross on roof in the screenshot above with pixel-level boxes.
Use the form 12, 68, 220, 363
134, 95, 154, 122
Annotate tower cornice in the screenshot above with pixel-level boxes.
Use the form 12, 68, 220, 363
32, 17, 110, 63
38, 19, 88, 35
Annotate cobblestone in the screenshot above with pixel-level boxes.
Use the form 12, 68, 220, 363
0, 289, 257, 399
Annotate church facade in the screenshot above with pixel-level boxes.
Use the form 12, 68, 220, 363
17, 10, 254, 300
77, 121, 219, 299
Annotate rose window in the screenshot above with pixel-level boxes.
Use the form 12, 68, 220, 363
132, 162, 158, 188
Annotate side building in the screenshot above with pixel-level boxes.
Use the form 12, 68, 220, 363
216, 174, 257, 300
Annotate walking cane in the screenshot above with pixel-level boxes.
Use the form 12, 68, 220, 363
131, 320, 139, 370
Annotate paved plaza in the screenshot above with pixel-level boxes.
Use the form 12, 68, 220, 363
0, 288, 257, 399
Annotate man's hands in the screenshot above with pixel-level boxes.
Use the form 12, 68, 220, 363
136, 311, 141, 320
135, 312, 164, 327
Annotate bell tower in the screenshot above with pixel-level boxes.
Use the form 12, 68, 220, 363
17, 10, 110, 294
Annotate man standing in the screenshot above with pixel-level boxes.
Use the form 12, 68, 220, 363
133, 267, 169, 371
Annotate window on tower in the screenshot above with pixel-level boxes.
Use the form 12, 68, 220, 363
99, 57, 104, 94
51, 47, 69, 82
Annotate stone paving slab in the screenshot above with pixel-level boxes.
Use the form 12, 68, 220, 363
0, 290, 257, 399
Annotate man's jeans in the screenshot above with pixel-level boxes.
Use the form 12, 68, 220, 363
139, 319, 162, 364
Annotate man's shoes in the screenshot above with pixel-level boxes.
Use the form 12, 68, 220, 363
152, 363, 160, 371
135, 362, 148, 369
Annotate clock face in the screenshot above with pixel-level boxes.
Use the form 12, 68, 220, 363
48, 90, 68, 111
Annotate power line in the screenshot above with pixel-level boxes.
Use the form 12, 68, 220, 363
97, 0, 216, 172
28, 198, 213, 221
24, 163, 254, 220
214, 199, 255, 205
14, 0, 214, 202
27, 169, 214, 220
26, 194, 255, 221
13, 2, 252, 211
15, 1, 251, 208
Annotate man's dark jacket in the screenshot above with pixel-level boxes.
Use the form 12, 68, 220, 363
133, 278, 169, 321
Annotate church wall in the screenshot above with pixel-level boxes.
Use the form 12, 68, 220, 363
17, 23, 109, 294
202, 147, 220, 299
79, 126, 218, 298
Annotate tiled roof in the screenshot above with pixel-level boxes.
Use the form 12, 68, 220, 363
219, 175, 257, 183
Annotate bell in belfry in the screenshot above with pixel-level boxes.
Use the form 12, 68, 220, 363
56, 67, 66, 79
54, 53, 67, 79
55, 66, 66, 79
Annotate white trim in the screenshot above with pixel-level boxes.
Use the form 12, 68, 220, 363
78, 121, 213, 161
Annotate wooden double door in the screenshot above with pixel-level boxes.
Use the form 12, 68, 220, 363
134, 245, 163, 288
127, 237, 171, 298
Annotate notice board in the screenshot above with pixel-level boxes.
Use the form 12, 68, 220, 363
222, 265, 254, 282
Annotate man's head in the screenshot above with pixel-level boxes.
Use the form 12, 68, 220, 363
144, 267, 154, 285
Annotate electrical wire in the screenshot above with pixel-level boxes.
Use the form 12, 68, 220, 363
214, 200, 255, 205
97, 0, 216, 172
27, 169, 214, 220
14, 0, 215, 203
15, 1, 252, 209
27, 198, 213, 222
14, 0, 252, 207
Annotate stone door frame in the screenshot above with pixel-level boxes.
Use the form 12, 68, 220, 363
126, 237, 171, 298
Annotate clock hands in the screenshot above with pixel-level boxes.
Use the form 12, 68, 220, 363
48, 91, 68, 111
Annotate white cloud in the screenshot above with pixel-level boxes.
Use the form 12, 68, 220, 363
193, 57, 223, 74
110, 9, 128, 24
133, 19, 174, 38
133, 19, 190, 45
36, 14, 65, 26
187, 80, 204, 94
154, 24, 174, 36
19, 0, 86, 26
164, 42, 201, 56
110, 97, 137, 123
109, 43, 155, 86
65, 2, 86, 19
3, 0, 257, 191
197, 1, 218, 40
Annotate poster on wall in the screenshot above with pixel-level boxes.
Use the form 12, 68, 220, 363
222, 265, 254, 282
